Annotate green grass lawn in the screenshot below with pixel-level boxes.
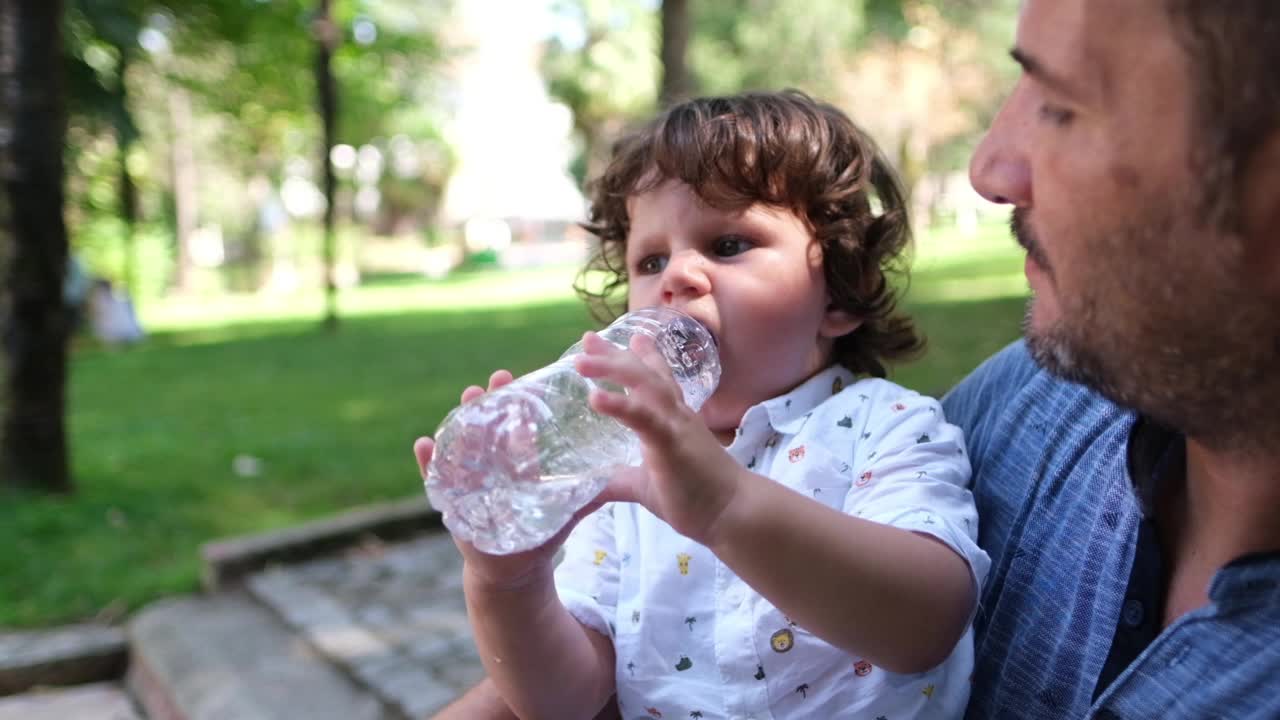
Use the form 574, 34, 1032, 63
1, 222, 1026, 628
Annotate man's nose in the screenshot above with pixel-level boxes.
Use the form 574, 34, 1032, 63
970, 94, 1033, 207
661, 250, 711, 305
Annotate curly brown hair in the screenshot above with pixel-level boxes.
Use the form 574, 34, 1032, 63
575, 89, 922, 379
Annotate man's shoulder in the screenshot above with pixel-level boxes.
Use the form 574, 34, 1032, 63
940, 340, 1132, 478
941, 341, 1042, 427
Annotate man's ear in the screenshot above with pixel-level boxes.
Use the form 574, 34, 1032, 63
820, 303, 862, 339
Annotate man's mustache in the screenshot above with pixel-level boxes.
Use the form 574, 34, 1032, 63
1011, 209, 1052, 273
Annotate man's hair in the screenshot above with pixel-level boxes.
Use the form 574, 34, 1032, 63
576, 90, 922, 379
1166, 1, 1280, 232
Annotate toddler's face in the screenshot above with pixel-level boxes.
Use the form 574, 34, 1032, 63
624, 180, 857, 438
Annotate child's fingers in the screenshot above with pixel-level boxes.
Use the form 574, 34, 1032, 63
588, 382, 675, 442
459, 369, 514, 404
595, 466, 645, 506
579, 330, 618, 356
578, 332, 669, 389
576, 349, 651, 389
629, 332, 676, 383
412, 436, 435, 476
487, 369, 514, 391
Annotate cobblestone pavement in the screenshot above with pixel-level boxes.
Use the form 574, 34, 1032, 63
247, 533, 480, 719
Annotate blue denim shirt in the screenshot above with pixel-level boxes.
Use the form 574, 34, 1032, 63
943, 341, 1280, 720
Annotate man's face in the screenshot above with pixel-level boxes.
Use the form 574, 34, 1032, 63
969, 0, 1280, 448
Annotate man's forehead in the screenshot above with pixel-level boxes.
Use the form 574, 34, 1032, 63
1017, 0, 1181, 103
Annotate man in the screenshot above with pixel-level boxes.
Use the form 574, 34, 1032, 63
943, 0, 1280, 718
429, 1, 1280, 717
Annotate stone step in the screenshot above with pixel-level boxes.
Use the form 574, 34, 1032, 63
244, 533, 482, 719
0, 624, 127, 695
0, 682, 141, 720
201, 497, 441, 591
128, 592, 398, 720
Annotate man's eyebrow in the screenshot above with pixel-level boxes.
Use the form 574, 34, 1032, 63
1010, 47, 1084, 100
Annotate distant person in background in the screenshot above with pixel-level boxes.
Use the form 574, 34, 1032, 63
87, 278, 145, 346
62, 253, 91, 337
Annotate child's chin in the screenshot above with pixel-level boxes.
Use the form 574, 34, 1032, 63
699, 401, 743, 441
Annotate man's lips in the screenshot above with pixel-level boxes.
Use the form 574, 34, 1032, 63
1011, 209, 1051, 276
1025, 253, 1045, 284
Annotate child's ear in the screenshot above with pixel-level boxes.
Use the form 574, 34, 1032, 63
820, 303, 862, 338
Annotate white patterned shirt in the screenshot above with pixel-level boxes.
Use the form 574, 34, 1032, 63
554, 366, 991, 720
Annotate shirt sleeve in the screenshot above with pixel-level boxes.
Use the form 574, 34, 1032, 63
845, 389, 992, 601
553, 502, 620, 639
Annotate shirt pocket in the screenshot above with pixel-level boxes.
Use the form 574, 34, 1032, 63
776, 444, 853, 513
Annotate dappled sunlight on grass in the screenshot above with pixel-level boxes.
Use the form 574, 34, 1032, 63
140, 264, 583, 332
907, 273, 1028, 304
908, 218, 1027, 304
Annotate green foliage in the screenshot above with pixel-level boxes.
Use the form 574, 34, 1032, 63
61, 0, 455, 300
543, 0, 661, 184
64, 0, 144, 143
543, 0, 1018, 193
75, 218, 173, 300
144, 0, 451, 169
690, 0, 866, 96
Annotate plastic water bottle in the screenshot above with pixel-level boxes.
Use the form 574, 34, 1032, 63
425, 307, 720, 555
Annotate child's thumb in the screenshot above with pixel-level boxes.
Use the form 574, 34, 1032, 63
594, 466, 645, 506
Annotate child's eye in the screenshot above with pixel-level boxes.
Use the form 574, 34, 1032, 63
634, 255, 667, 275
1038, 103, 1075, 127
712, 235, 752, 257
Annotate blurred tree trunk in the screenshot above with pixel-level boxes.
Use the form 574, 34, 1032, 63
314, 0, 339, 331
119, 136, 138, 295
168, 86, 197, 294
0, 0, 73, 493
659, 0, 692, 107
113, 44, 139, 299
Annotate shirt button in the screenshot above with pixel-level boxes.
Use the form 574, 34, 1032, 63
1121, 598, 1145, 628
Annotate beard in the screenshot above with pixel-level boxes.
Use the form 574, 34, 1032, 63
1013, 207, 1280, 453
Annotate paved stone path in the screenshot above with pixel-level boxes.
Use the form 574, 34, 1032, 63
246, 532, 481, 719
3, 531, 479, 720
0, 682, 140, 720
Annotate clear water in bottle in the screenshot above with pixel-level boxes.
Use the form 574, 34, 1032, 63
425, 307, 720, 554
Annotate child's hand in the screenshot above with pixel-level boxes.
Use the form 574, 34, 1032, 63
574, 331, 746, 544
415, 370, 612, 592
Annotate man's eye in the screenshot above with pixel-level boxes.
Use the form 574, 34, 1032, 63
1038, 104, 1075, 127
636, 255, 667, 274
713, 235, 751, 257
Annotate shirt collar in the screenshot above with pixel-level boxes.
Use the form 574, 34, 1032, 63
1209, 551, 1280, 610
1126, 416, 1183, 518
1126, 420, 1280, 610
759, 365, 858, 435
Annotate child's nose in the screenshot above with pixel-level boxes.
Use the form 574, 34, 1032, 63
660, 250, 711, 305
